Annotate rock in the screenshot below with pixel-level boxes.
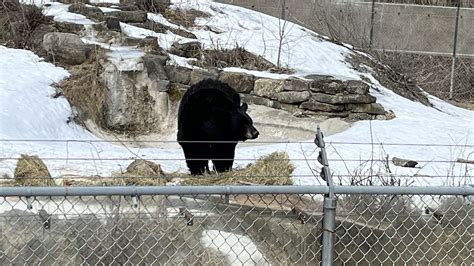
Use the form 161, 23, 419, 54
253, 79, 284, 99
105, 16, 121, 31
143, 54, 168, 80
240, 94, 299, 113
68, 3, 104, 20
218, 72, 255, 93
118, 4, 140, 11
169, 41, 202, 58
29, 24, 56, 55
299, 100, 344, 112
283, 78, 309, 91
107, 10, 147, 23
392, 157, 418, 168
138, 36, 162, 53
43, 32, 90, 65
53, 21, 85, 34
126, 159, 165, 177
345, 103, 385, 115
347, 113, 373, 121
165, 65, 192, 85
190, 69, 219, 85
309, 80, 345, 94
343, 80, 370, 95
276, 91, 311, 103
311, 92, 376, 104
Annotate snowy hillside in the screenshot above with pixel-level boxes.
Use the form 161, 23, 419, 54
0, 0, 473, 186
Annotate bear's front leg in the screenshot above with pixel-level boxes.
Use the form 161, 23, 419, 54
180, 142, 210, 175
211, 143, 237, 173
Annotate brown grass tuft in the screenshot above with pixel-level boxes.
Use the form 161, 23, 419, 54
14, 154, 55, 186
163, 8, 209, 28
179, 152, 294, 185
60, 48, 108, 125
192, 46, 294, 74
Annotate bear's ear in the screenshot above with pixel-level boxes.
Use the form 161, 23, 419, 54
240, 103, 248, 112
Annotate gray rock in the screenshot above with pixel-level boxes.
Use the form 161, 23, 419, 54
218, 72, 255, 93
165, 65, 192, 85
68, 3, 104, 20
343, 80, 370, 95
143, 54, 168, 80
126, 159, 165, 177
283, 78, 309, 91
29, 24, 56, 55
253, 79, 284, 99
105, 16, 121, 31
276, 91, 311, 103
169, 41, 202, 58
107, 10, 147, 23
392, 157, 418, 168
42, 32, 90, 65
299, 100, 344, 112
53, 21, 86, 34
239, 94, 299, 113
346, 103, 385, 115
311, 92, 376, 104
190, 69, 219, 85
309, 80, 345, 94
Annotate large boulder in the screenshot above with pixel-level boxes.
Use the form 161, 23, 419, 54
107, 10, 147, 23
253, 79, 284, 99
165, 65, 192, 85
311, 92, 376, 104
299, 100, 344, 112
42, 32, 90, 65
218, 71, 255, 93
189, 69, 219, 85
343, 80, 370, 95
282, 78, 309, 91
345, 103, 385, 115
68, 3, 104, 20
143, 54, 168, 80
276, 91, 311, 103
14, 154, 55, 185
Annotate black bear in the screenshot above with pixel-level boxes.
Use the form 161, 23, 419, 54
177, 79, 259, 175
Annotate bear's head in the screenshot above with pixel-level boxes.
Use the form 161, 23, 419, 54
232, 102, 259, 141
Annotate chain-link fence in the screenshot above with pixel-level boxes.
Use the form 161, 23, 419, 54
0, 186, 472, 265
218, 0, 474, 102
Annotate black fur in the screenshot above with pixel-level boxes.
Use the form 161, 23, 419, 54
177, 79, 259, 175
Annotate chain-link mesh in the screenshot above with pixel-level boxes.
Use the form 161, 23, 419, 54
0, 193, 324, 265
334, 193, 473, 264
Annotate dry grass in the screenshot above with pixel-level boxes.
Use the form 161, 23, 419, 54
178, 152, 294, 185
168, 82, 186, 102
136, 0, 170, 13
192, 46, 294, 74
60, 48, 108, 125
0, 0, 51, 49
13, 154, 55, 186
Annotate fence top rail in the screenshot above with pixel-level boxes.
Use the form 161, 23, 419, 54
0, 185, 473, 197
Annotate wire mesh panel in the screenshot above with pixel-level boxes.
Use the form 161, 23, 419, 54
0, 193, 324, 265
334, 193, 474, 264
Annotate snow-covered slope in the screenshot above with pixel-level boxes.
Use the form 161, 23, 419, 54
1, 0, 473, 186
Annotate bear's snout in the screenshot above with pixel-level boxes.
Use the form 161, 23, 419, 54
246, 126, 259, 139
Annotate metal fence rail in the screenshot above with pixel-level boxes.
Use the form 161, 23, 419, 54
0, 185, 472, 265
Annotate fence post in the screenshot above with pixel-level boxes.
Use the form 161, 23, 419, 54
369, 0, 376, 48
315, 126, 336, 265
449, 0, 461, 99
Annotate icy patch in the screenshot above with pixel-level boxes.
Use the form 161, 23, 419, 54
201, 230, 268, 265
43, 2, 95, 25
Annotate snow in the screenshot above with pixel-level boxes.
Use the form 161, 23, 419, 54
0, 0, 473, 187
201, 230, 268, 265
43, 2, 96, 25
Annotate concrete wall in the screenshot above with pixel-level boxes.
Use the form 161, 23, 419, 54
217, 0, 474, 56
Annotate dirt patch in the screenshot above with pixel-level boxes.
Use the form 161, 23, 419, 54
59, 48, 108, 126
13, 154, 55, 186
178, 152, 294, 185
191, 46, 294, 74
163, 8, 210, 28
